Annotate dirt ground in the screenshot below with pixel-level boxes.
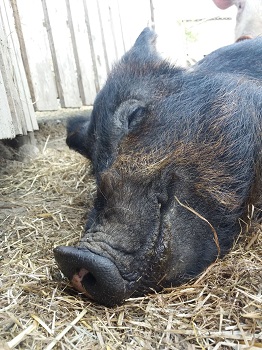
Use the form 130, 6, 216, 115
0, 120, 261, 349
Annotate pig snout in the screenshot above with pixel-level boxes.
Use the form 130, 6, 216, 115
53, 246, 130, 306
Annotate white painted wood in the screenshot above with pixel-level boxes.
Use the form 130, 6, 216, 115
0, 9, 23, 135
44, 0, 82, 107
97, 0, 119, 70
16, 0, 59, 111
0, 69, 15, 139
117, 0, 152, 52
0, 0, 38, 139
1, 0, 38, 132
104, 0, 125, 62
67, 0, 97, 104
83, 0, 108, 91
152, 0, 187, 66
0, 0, 28, 135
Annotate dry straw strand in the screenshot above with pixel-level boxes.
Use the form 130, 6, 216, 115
43, 309, 87, 350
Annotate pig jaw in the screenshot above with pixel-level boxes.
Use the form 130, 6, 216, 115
53, 246, 136, 306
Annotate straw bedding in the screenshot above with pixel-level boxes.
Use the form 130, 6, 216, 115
0, 124, 261, 350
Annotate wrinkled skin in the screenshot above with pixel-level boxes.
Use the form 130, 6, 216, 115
54, 29, 262, 307
212, 0, 262, 41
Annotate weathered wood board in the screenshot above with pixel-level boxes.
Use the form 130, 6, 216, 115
67, 0, 97, 104
16, 0, 59, 111
0, 69, 15, 139
43, 0, 81, 108
0, 0, 38, 139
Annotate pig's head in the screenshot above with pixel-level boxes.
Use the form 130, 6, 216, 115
54, 28, 260, 306
66, 29, 183, 174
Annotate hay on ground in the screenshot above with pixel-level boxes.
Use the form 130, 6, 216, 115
0, 129, 261, 350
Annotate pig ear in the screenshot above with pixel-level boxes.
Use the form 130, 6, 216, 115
66, 116, 93, 159
133, 27, 157, 53
123, 27, 159, 62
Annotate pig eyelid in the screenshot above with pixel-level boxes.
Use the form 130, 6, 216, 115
128, 106, 146, 129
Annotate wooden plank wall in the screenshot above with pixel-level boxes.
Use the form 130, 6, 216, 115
0, 0, 38, 139
0, 0, 235, 139
12, 0, 194, 112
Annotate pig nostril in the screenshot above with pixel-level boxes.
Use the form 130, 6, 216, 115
54, 246, 129, 305
82, 272, 96, 287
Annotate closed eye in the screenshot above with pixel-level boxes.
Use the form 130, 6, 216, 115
128, 107, 146, 129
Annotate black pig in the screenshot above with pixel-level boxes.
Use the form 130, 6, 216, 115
54, 29, 262, 307
192, 36, 262, 79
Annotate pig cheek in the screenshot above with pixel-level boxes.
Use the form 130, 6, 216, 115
71, 268, 93, 299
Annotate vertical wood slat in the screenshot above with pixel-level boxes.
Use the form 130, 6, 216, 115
151, 0, 187, 66
0, 69, 15, 139
82, 0, 100, 94
0, 0, 27, 135
0, 7, 22, 136
0, 0, 38, 139
97, 0, 122, 70
42, 0, 81, 108
66, 0, 97, 105
15, 0, 58, 111
2, 0, 38, 132
117, 0, 152, 52
83, 0, 108, 91
107, 0, 125, 61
